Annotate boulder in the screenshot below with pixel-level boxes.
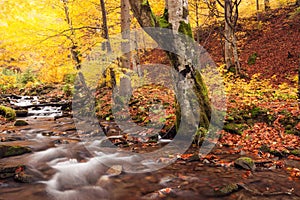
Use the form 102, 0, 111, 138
14, 120, 29, 126
234, 157, 256, 171
0, 145, 32, 158
15, 110, 28, 117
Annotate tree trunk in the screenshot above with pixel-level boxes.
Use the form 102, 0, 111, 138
62, 0, 81, 70
256, 0, 260, 21
264, 0, 270, 11
129, 0, 211, 135
100, 0, 111, 52
224, 0, 233, 70
62, 0, 91, 97
223, 0, 241, 74
121, 0, 131, 69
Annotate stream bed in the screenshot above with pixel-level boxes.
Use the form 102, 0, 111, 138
0, 95, 300, 200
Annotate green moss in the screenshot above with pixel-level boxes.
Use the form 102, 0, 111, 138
156, 9, 171, 28
178, 21, 193, 38
214, 183, 239, 197
234, 157, 256, 170
14, 120, 29, 126
0, 105, 16, 121
0, 145, 32, 158
194, 71, 209, 100
248, 53, 258, 65
290, 149, 300, 156
223, 123, 247, 135
156, 16, 171, 28
142, 0, 149, 6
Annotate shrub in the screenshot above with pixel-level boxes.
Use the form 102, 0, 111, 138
0, 105, 16, 121
19, 68, 36, 85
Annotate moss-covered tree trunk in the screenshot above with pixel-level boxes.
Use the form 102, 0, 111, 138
129, 0, 211, 137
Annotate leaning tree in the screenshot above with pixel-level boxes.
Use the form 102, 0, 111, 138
128, 0, 212, 138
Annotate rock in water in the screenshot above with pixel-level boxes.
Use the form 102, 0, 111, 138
234, 157, 256, 171
15, 110, 28, 117
0, 164, 26, 179
0, 145, 32, 158
106, 165, 123, 176
14, 120, 29, 126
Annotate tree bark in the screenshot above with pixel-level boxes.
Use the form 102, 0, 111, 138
224, 0, 233, 70
121, 0, 131, 69
100, 0, 111, 52
264, 0, 270, 11
62, 0, 81, 70
223, 0, 241, 74
129, 0, 211, 134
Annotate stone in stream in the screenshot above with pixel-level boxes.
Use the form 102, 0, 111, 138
0, 164, 26, 179
234, 157, 256, 171
14, 172, 33, 183
0, 145, 32, 158
106, 165, 123, 176
15, 110, 28, 117
14, 120, 29, 126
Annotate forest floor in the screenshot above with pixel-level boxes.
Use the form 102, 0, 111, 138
1, 4, 300, 200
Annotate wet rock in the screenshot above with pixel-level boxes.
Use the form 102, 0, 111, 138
14, 120, 29, 126
14, 172, 33, 183
0, 145, 32, 158
0, 164, 26, 179
41, 131, 54, 136
234, 157, 256, 171
15, 110, 28, 117
107, 165, 123, 176
213, 183, 240, 197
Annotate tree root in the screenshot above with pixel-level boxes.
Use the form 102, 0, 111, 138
237, 183, 294, 196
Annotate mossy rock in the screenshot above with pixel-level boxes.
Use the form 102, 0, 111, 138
14, 120, 29, 126
0, 164, 26, 179
0, 145, 32, 158
214, 183, 240, 197
234, 157, 256, 171
248, 53, 258, 65
0, 164, 25, 174
0, 105, 16, 121
14, 173, 33, 183
223, 123, 247, 135
290, 149, 300, 156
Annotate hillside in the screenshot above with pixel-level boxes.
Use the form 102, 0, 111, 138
201, 5, 300, 85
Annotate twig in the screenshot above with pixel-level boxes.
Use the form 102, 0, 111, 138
237, 183, 294, 196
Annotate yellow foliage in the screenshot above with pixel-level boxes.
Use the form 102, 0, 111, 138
0, 74, 16, 88
224, 72, 297, 104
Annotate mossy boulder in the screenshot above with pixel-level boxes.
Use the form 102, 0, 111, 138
0, 105, 16, 121
14, 120, 29, 126
0, 145, 32, 158
223, 123, 247, 135
213, 183, 240, 197
234, 157, 256, 171
290, 149, 300, 156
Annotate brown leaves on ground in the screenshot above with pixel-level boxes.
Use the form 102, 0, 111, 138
220, 122, 300, 160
